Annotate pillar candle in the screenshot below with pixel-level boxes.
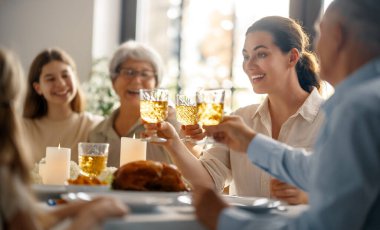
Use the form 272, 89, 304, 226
44, 146, 71, 185
120, 137, 147, 166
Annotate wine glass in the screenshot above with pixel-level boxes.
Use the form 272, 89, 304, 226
140, 88, 169, 142
196, 89, 225, 144
176, 93, 198, 142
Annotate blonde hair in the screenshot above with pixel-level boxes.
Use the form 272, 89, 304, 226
0, 48, 39, 228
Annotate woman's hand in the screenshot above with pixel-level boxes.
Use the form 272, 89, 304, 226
270, 178, 308, 205
67, 197, 128, 229
143, 121, 181, 145
181, 124, 206, 141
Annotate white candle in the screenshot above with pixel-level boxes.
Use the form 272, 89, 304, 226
44, 146, 71, 185
120, 137, 147, 166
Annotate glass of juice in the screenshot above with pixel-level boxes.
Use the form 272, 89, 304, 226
78, 142, 109, 177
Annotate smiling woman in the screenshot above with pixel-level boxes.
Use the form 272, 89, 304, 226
88, 40, 180, 167
22, 48, 103, 164
147, 16, 326, 207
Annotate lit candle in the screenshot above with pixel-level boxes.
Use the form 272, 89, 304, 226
120, 136, 147, 166
44, 145, 71, 185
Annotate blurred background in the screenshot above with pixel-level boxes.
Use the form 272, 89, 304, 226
0, 0, 333, 115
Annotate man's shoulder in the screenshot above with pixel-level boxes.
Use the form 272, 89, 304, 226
348, 78, 380, 110
337, 78, 380, 122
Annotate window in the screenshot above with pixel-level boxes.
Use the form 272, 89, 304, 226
323, 0, 334, 12
137, 0, 290, 112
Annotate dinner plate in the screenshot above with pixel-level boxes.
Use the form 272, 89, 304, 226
65, 185, 110, 193
223, 195, 282, 212
32, 184, 110, 200
62, 191, 191, 212
32, 184, 67, 200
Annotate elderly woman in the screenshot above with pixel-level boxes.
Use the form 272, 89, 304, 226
88, 40, 179, 167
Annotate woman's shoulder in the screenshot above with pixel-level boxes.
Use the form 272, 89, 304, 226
22, 117, 44, 129
232, 103, 261, 117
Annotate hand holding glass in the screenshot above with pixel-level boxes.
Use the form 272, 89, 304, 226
140, 88, 169, 142
196, 89, 225, 143
176, 94, 198, 142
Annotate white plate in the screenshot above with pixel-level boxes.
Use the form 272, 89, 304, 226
62, 191, 191, 212
32, 184, 67, 200
223, 195, 282, 212
32, 184, 110, 200
66, 185, 110, 193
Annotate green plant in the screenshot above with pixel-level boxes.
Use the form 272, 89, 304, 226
82, 57, 119, 116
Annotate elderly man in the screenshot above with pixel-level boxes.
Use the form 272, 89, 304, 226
195, 0, 380, 229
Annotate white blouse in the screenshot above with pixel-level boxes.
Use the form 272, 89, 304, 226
200, 88, 325, 197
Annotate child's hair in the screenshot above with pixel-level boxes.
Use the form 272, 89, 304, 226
23, 48, 85, 118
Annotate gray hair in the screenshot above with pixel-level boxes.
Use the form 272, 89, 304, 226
332, 0, 380, 49
109, 40, 164, 86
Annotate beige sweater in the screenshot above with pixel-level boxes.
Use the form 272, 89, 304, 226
23, 112, 103, 164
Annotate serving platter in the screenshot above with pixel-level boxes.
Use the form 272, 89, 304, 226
223, 195, 283, 212
61, 190, 191, 212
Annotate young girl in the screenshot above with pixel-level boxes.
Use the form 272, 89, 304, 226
23, 48, 103, 163
0, 48, 126, 230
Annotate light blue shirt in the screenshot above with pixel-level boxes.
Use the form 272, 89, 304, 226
219, 57, 380, 230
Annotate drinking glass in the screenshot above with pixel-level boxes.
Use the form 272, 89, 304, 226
196, 89, 225, 144
140, 88, 169, 142
176, 93, 198, 142
78, 142, 109, 177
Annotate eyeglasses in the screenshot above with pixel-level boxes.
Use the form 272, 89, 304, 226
118, 68, 156, 80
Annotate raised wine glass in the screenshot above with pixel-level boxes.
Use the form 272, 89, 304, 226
176, 93, 198, 142
140, 88, 169, 142
196, 89, 225, 144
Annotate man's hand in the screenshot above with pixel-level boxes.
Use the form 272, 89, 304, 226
193, 186, 229, 230
203, 115, 256, 153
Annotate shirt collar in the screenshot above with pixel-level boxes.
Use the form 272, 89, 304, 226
252, 96, 269, 120
323, 57, 380, 115
251, 87, 324, 123
296, 87, 324, 123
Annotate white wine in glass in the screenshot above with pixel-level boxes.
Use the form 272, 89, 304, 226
78, 142, 109, 177
140, 89, 169, 142
176, 94, 198, 142
196, 89, 225, 144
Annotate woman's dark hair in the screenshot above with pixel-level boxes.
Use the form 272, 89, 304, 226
246, 16, 320, 93
23, 48, 85, 118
